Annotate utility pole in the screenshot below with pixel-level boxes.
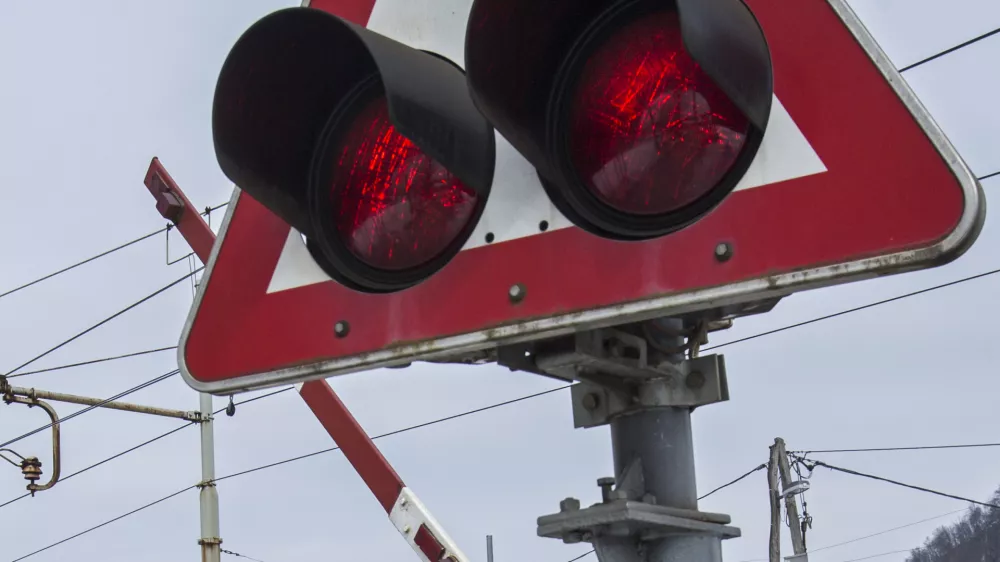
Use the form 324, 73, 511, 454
143, 160, 222, 562
198, 393, 222, 562
768, 444, 781, 562
775, 438, 807, 560
486, 535, 494, 562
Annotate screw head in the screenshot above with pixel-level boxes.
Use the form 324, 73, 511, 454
508, 283, 526, 303
597, 477, 616, 488
403, 525, 411, 534
714, 242, 733, 262
334, 320, 350, 338
685, 371, 706, 390
559, 497, 581, 512
582, 393, 601, 411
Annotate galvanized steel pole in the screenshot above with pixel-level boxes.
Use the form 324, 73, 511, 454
198, 393, 222, 562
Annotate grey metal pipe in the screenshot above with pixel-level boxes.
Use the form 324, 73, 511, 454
609, 407, 721, 562
199, 392, 222, 562
7, 385, 200, 422
610, 407, 698, 510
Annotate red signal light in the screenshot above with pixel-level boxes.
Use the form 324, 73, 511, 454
326, 95, 480, 271
466, 0, 773, 240
212, 8, 496, 293
566, 10, 751, 216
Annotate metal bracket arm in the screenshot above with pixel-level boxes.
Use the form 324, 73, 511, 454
4, 395, 61, 494
538, 499, 740, 543
2, 383, 201, 422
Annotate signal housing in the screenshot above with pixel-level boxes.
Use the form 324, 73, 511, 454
465, 0, 772, 240
213, 7, 495, 292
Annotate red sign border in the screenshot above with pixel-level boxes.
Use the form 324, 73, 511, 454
179, 0, 985, 395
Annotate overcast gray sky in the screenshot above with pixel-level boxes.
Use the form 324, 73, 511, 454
1, 1, 999, 562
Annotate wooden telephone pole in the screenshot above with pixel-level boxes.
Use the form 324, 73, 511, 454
775, 438, 808, 561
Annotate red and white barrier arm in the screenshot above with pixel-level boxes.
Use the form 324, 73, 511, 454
296, 382, 468, 562
143, 158, 468, 562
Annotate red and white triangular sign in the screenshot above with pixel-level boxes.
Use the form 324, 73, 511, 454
180, 0, 982, 394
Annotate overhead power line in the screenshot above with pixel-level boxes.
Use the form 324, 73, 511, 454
4, 268, 202, 377
222, 549, 267, 562
212, 385, 571, 484
0, 385, 295, 510
979, 170, 1000, 182
566, 550, 595, 562
704, 265, 1000, 352
797, 457, 1000, 509
797, 442, 1000, 455
810, 509, 964, 554
699, 463, 767, 500
0, 203, 227, 303
899, 25, 1000, 72
11, 346, 177, 378
0, 369, 179, 449
9, 484, 197, 562
0, 228, 166, 301
739, 507, 965, 562
7, 384, 572, 559
839, 549, 912, 562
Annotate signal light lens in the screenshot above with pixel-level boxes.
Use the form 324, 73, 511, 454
328, 96, 480, 271
567, 10, 751, 216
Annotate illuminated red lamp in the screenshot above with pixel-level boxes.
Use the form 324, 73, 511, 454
566, 11, 751, 216
309, 92, 482, 286
466, 0, 772, 240
212, 8, 495, 293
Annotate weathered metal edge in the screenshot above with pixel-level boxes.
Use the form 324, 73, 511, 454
181, 0, 985, 395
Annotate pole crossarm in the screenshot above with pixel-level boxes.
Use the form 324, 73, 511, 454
2, 381, 200, 422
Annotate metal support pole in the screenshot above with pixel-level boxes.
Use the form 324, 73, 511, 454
536, 318, 737, 562
605, 408, 721, 562
487, 535, 494, 562
198, 393, 221, 562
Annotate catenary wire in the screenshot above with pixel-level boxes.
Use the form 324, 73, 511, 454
0, 228, 166, 301
10, 18, 1000, 562
796, 442, 1000, 454
0, 203, 226, 302
10, 346, 177, 378
222, 549, 266, 562
796, 457, 1000, 509
5, 381, 957, 559
566, 550, 595, 562
699, 463, 767, 500
899, 26, 1000, 72
0, 386, 295, 510
9, 485, 197, 562
4, 268, 202, 376
838, 550, 912, 562
0, 369, 179, 449
736, 508, 966, 562
703, 265, 1000, 352
213, 384, 571, 483
7, 384, 573, 558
